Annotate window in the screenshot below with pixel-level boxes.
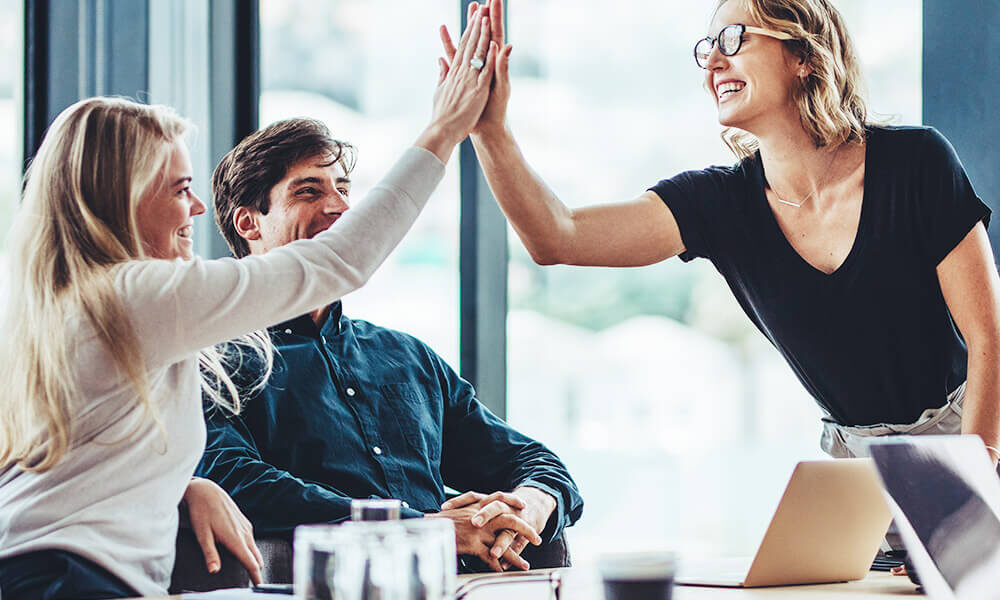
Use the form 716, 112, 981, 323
259, 0, 461, 364
0, 0, 23, 299
505, 1, 921, 562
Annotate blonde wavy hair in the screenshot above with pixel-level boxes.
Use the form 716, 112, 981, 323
715, 0, 868, 159
0, 97, 272, 472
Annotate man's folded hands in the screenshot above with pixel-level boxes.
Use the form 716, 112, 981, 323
432, 487, 555, 572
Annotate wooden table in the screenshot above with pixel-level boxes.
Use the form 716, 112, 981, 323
145, 569, 920, 599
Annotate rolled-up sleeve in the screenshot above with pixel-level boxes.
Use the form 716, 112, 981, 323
915, 127, 992, 266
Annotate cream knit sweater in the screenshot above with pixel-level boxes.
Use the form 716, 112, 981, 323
0, 147, 444, 596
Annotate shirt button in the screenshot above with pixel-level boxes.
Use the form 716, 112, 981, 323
346, 387, 356, 397
372, 446, 383, 456
283, 329, 292, 335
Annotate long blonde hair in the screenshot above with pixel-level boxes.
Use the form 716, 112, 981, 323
716, 0, 868, 159
0, 97, 271, 472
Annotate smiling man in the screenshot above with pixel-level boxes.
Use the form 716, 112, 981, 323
196, 118, 583, 573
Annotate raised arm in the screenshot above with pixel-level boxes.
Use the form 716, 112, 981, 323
443, 0, 685, 268
473, 129, 685, 267
121, 14, 499, 368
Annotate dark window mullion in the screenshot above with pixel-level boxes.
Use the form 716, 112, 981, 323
23, 0, 149, 166
458, 0, 509, 419
207, 0, 260, 259
922, 0, 1000, 265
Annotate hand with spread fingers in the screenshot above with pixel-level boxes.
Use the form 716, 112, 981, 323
440, 486, 556, 571
439, 0, 512, 136
415, 2, 498, 162
182, 477, 264, 585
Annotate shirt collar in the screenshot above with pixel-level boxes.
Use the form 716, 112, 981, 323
271, 301, 345, 338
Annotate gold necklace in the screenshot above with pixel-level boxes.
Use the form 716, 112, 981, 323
771, 145, 841, 208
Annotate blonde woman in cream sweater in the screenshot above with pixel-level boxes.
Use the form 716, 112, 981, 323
0, 14, 498, 600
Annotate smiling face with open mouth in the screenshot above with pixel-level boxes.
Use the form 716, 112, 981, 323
237, 152, 353, 257
703, 0, 804, 134
136, 139, 206, 261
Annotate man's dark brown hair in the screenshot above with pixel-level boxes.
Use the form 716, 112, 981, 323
212, 118, 357, 258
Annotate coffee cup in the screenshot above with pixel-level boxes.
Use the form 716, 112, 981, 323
599, 552, 677, 600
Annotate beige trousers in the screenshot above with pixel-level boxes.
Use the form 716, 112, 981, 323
818, 382, 967, 551
819, 382, 967, 459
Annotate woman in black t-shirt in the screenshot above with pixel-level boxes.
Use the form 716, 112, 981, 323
447, 0, 1000, 464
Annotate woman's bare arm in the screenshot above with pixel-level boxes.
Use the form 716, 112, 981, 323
443, 0, 684, 267
472, 125, 684, 267
938, 222, 1000, 464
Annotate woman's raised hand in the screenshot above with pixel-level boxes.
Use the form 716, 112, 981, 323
440, 0, 512, 137
415, 7, 497, 162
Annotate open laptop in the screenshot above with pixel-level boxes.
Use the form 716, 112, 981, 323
676, 459, 892, 587
868, 435, 1000, 600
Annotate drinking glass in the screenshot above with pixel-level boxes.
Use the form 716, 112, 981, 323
294, 519, 457, 600
351, 498, 402, 521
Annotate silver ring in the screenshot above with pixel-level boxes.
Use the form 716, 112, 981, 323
469, 57, 485, 70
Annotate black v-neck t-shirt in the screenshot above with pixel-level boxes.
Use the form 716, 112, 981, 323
649, 126, 991, 426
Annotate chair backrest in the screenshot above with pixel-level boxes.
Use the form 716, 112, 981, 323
168, 527, 294, 594
522, 533, 572, 569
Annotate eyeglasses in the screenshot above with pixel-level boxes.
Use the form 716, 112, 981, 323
694, 24, 793, 69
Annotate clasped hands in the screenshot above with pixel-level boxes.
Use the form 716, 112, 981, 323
428, 486, 556, 572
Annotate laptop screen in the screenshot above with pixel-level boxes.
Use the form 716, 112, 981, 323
868, 436, 1000, 600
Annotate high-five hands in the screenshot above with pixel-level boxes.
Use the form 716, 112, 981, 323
439, 0, 513, 136
415, 3, 498, 162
